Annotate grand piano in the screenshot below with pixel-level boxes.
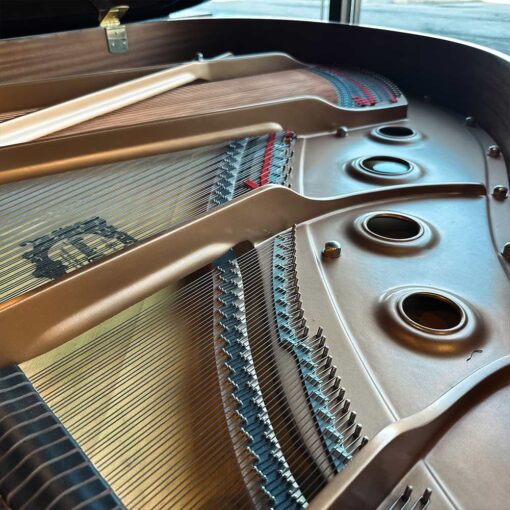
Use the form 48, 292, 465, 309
0, 1, 509, 508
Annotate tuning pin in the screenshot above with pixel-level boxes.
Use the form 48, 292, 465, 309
402, 485, 413, 502
347, 411, 357, 426
326, 365, 337, 379
334, 398, 351, 418
328, 375, 341, 390
330, 386, 346, 405
352, 423, 362, 440
313, 346, 329, 361
420, 488, 432, 504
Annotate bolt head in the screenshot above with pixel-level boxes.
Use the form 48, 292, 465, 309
194, 52, 204, 61
502, 243, 510, 261
464, 116, 476, 127
335, 126, 348, 138
322, 241, 342, 259
488, 145, 501, 158
492, 185, 508, 200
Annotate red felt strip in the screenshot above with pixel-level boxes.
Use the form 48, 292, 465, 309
244, 180, 259, 189
260, 133, 276, 186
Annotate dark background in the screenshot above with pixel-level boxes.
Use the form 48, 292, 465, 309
0, 0, 205, 38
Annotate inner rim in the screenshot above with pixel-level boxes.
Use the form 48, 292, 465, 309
360, 156, 412, 176
377, 126, 416, 138
401, 293, 465, 332
365, 214, 422, 241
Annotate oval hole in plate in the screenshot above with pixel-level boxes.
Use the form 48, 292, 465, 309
401, 292, 466, 333
377, 126, 417, 138
360, 156, 412, 176
365, 214, 423, 241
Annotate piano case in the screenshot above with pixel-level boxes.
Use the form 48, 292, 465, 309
0, 5, 509, 510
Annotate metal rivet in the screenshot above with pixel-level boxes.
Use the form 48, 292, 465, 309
464, 116, 476, 127
335, 126, 348, 138
194, 52, 204, 61
488, 145, 501, 158
322, 241, 342, 259
492, 185, 508, 200
502, 243, 510, 261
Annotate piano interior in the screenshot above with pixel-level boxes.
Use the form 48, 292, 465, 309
0, 18, 509, 510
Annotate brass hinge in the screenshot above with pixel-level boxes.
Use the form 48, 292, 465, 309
99, 5, 129, 54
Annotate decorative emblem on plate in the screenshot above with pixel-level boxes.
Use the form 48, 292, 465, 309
21, 217, 137, 280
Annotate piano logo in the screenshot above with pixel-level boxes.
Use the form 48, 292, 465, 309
20, 217, 137, 280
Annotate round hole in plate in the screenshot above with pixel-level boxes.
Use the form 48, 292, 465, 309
400, 292, 466, 333
360, 156, 412, 176
364, 214, 423, 241
376, 126, 417, 138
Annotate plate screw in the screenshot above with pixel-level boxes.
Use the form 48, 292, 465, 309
502, 243, 510, 261
464, 116, 476, 127
194, 52, 204, 61
487, 145, 501, 158
322, 241, 342, 259
335, 126, 348, 138
492, 185, 508, 200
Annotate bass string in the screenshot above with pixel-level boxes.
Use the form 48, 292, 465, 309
26, 239, 346, 506
29, 244, 294, 435
27, 242, 280, 415
108, 255, 352, 506
27, 238, 275, 384
29, 241, 285, 397
57, 281, 305, 455
22, 126, 294, 494
46, 314, 330, 506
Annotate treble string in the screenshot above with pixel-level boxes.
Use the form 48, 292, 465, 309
0, 134, 288, 302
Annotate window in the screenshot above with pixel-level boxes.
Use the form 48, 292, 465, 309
174, 0, 510, 55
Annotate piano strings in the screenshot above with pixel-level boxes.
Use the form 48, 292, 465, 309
0, 132, 294, 303
20, 233, 362, 509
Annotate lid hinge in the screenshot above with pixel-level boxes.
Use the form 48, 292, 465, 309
99, 4, 130, 54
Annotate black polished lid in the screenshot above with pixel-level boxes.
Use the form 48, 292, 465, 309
0, 0, 205, 38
